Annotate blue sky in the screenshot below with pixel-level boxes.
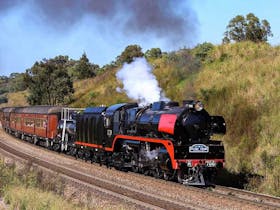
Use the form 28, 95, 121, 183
0, 0, 279, 76
191, 0, 280, 46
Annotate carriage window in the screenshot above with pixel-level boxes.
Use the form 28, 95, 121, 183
16, 117, 21, 124
43, 120, 47, 128
15, 117, 21, 126
24, 118, 34, 127
35, 119, 42, 127
34, 119, 47, 128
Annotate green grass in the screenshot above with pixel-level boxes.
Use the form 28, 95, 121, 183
195, 41, 280, 196
3, 41, 280, 196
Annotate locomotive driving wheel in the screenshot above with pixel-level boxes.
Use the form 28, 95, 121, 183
163, 170, 173, 181
131, 153, 139, 173
153, 167, 163, 179
177, 169, 188, 184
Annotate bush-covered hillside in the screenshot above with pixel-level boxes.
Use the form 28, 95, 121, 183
70, 48, 200, 107
195, 42, 280, 195
71, 42, 280, 195
1, 42, 279, 196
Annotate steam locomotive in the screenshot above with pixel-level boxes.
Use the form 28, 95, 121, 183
0, 100, 226, 186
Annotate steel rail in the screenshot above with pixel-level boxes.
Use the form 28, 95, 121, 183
214, 185, 280, 209
0, 138, 203, 210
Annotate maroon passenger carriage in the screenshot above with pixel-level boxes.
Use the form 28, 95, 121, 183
0, 100, 226, 186
0, 106, 62, 147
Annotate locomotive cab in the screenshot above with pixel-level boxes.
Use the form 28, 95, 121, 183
103, 103, 138, 146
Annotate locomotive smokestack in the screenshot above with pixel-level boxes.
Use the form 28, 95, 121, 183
116, 57, 169, 105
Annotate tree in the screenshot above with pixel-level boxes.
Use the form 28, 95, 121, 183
223, 13, 273, 43
165, 49, 200, 82
8, 73, 28, 92
116, 45, 144, 64
192, 42, 214, 62
145, 48, 162, 59
24, 56, 74, 105
0, 76, 9, 95
73, 53, 99, 80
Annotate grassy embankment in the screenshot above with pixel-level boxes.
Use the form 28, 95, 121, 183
195, 42, 280, 195
71, 49, 199, 107
70, 68, 130, 107
0, 90, 29, 108
2, 42, 279, 196
72, 43, 280, 196
0, 160, 85, 210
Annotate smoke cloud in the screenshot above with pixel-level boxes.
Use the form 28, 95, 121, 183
23, 0, 196, 41
116, 57, 169, 105
0, 0, 197, 76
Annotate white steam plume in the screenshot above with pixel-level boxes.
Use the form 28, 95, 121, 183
116, 57, 169, 105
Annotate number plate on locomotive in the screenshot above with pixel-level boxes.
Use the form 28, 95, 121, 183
206, 160, 216, 167
189, 144, 209, 153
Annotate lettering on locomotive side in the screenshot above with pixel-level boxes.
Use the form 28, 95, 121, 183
189, 144, 209, 153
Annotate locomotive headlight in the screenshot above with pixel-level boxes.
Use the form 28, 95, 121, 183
194, 101, 204, 111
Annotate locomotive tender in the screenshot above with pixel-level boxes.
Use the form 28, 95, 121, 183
0, 100, 226, 186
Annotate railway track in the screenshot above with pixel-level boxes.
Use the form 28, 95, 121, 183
213, 185, 280, 209
0, 137, 204, 210
0, 131, 280, 209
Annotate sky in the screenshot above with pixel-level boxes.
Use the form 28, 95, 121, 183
0, 0, 279, 76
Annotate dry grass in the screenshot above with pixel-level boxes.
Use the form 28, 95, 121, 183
152, 52, 199, 102
0, 159, 84, 210
70, 68, 130, 107
0, 90, 29, 108
4, 187, 84, 210
2, 41, 279, 196
195, 41, 280, 196
71, 51, 199, 108
0, 159, 131, 210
